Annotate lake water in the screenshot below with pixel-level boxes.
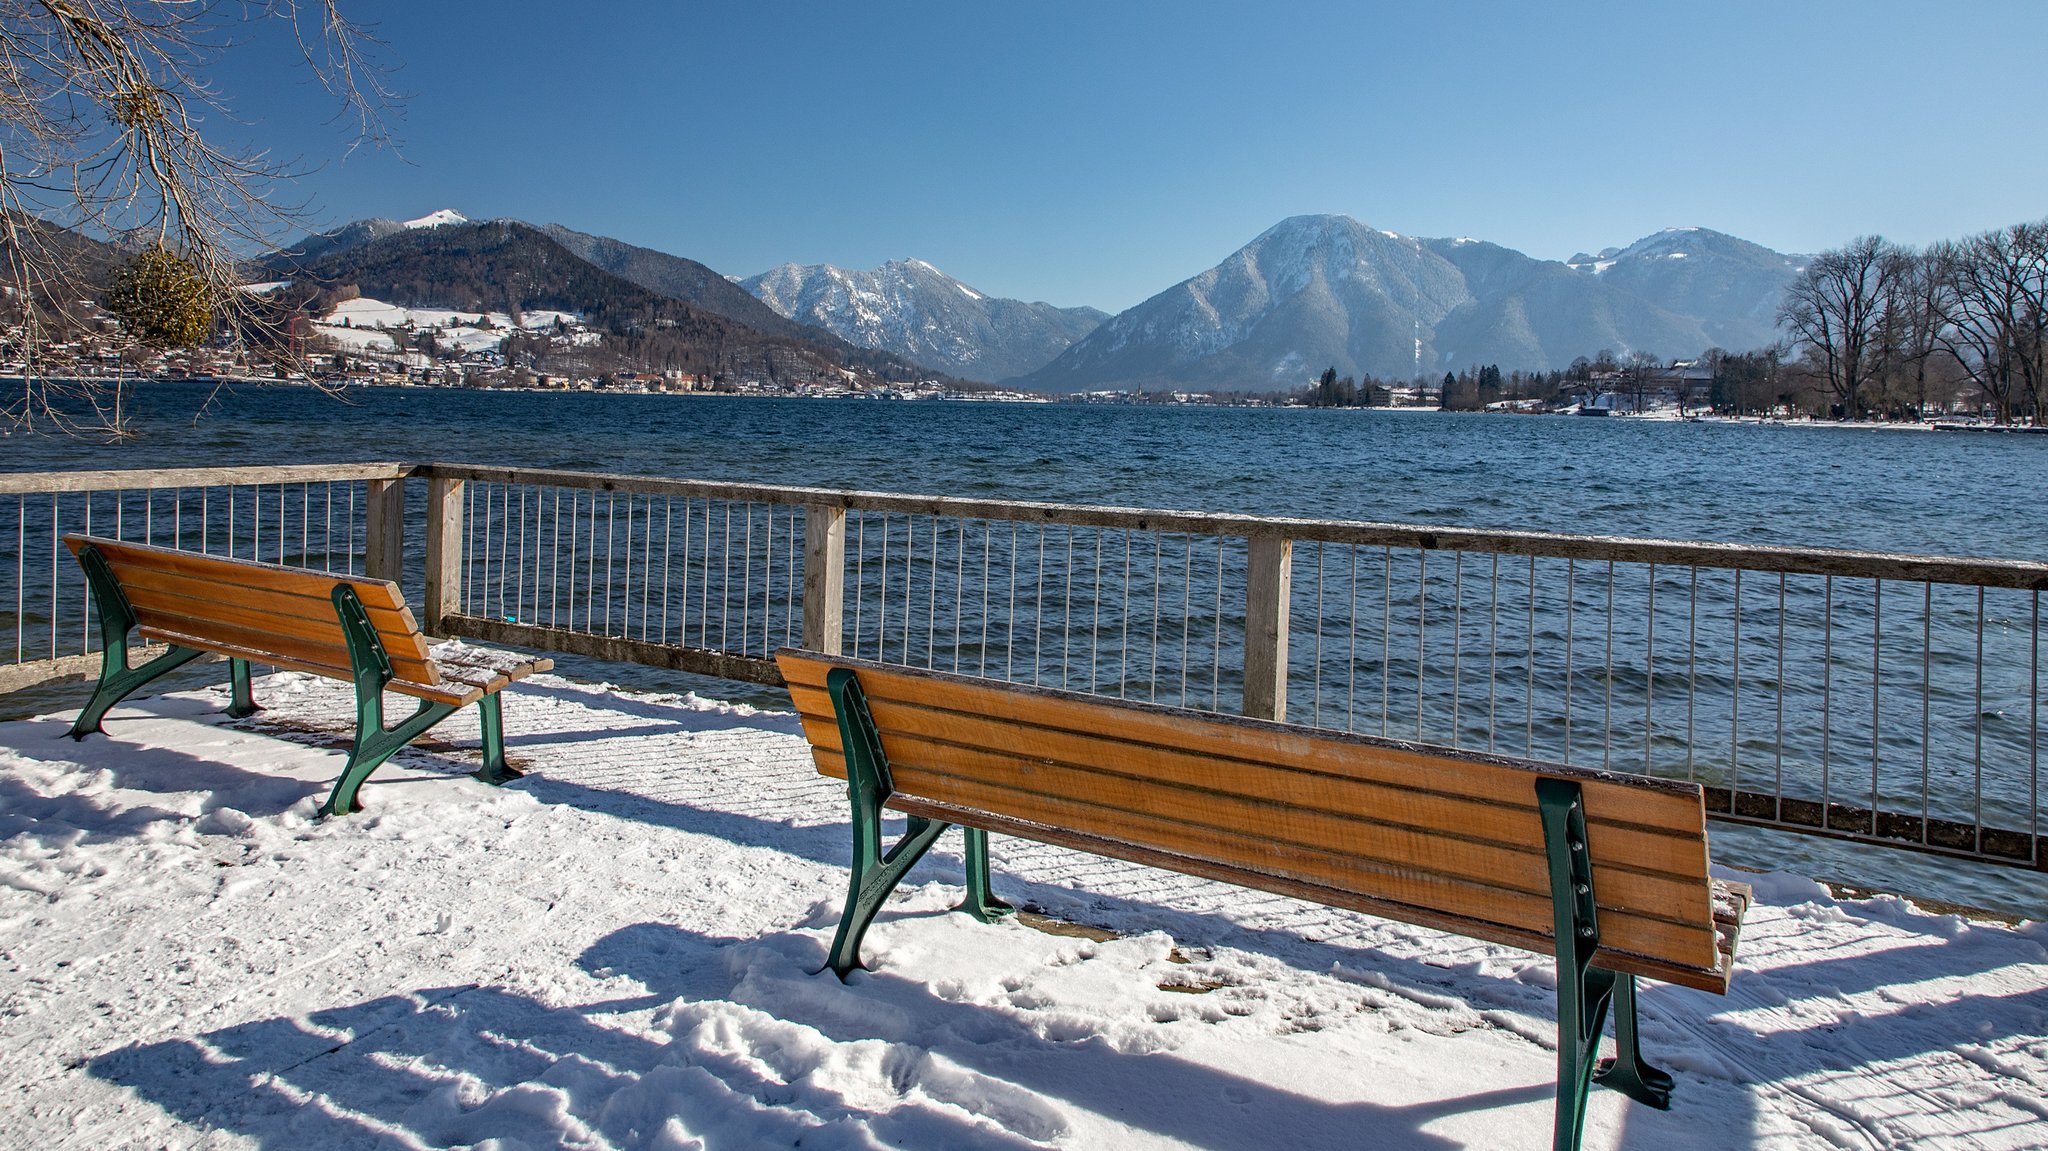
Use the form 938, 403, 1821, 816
7, 381, 2046, 915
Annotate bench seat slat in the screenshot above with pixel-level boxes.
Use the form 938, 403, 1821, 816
879, 757, 1720, 972
802, 720, 1718, 928
78, 538, 411, 609
781, 658, 1706, 837
120, 587, 442, 686
893, 794, 1737, 995
109, 565, 425, 649
135, 623, 473, 705
788, 697, 1714, 887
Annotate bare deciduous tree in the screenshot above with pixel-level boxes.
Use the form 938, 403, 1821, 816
1776, 235, 1912, 419
1927, 223, 2048, 424
0, 0, 398, 433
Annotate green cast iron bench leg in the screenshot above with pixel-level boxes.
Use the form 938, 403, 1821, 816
325, 586, 520, 817
1537, 777, 1675, 1151
68, 543, 208, 740
822, 667, 1013, 978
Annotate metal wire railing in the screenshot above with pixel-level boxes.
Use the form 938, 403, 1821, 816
4, 461, 2043, 872
0, 464, 406, 694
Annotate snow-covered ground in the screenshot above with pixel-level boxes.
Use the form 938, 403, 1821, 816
312, 298, 585, 359
2, 672, 2044, 1150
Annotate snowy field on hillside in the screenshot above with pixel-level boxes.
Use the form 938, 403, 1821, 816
2, 673, 2046, 1150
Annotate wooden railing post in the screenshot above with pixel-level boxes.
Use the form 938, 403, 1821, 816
1243, 533, 1292, 721
422, 475, 464, 636
802, 504, 846, 654
365, 476, 406, 587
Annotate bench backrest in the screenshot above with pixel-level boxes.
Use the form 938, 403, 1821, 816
779, 650, 1734, 994
65, 535, 443, 691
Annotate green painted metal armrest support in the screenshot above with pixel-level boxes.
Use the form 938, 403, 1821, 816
821, 666, 1012, 979
327, 585, 520, 817
1537, 776, 1676, 1151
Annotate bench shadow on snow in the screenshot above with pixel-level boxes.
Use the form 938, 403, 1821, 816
87, 924, 1498, 1151
85, 913, 2048, 1150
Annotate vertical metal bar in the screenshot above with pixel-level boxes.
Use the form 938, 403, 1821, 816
955, 518, 967, 674
1385, 547, 1394, 737
1119, 530, 1131, 696
518, 486, 529, 624
1451, 551, 1462, 745
1006, 522, 1019, 681
48, 493, 57, 657
739, 501, 752, 656
1527, 555, 1536, 754
1564, 558, 1575, 760
930, 517, 942, 669
663, 498, 675, 644
2031, 590, 2039, 844
903, 515, 916, 666
498, 483, 511, 620
1061, 525, 1074, 689
1034, 524, 1045, 686
550, 488, 563, 629
1488, 553, 1499, 752
1181, 534, 1192, 702
1416, 549, 1428, 740
1146, 528, 1163, 700
1872, 580, 1883, 826
718, 500, 732, 652
1314, 542, 1327, 728
1349, 547, 1361, 732
14, 495, 23, 664
852, 513, 865, 657
1211, 536, 1224, 711
1975, 586, 1986, 839
1644, 562, 1656, 772
788, 503, 800, 648
1822, 576, 1833, 811
646, 494, 658, 643
1089, 528, 1102, 691
982, 523, 994, 678
1686, 566, 1698, 781
1602, 559, 1613, 770
1922, 582, 1932, 840
1775, 573, 1786, 803
1731, 569, 1742, 801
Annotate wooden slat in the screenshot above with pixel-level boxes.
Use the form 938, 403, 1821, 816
74, 537, 406, 608
137, 624, 476, 706
108, 563, 420, 638
781, 656, 1707, 836
859, 729, 1712, 920
885, 761, 1717, 970
68, 535, 438, 678
892, 796, 1734, 994
791, 692, 1711, 883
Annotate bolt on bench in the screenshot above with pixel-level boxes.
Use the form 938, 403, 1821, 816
777, 650, 1748, 1151
65, 534, 551, 817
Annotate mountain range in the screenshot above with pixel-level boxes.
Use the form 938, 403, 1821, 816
1014, 216, 1804, 391
266, 213, 935, 386
741, 259, 1107, 382
272, 210, 1806, 392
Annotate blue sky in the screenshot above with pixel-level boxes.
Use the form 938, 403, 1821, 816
221, 1, 2048, 313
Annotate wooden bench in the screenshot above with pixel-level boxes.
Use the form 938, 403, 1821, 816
64, 534, 552, 817
777, 650, 1748, 1151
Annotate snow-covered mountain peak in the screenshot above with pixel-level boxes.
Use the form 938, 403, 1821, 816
403, 209, 468, 230
740, 259, 1105, 381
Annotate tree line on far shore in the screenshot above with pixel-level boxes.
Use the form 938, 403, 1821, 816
1295, 218, 2047, 423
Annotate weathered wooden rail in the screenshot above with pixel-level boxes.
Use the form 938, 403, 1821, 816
4, 461, 2043, 874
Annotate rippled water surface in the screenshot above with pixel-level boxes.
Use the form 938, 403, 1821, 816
8, 383, 2047, 914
